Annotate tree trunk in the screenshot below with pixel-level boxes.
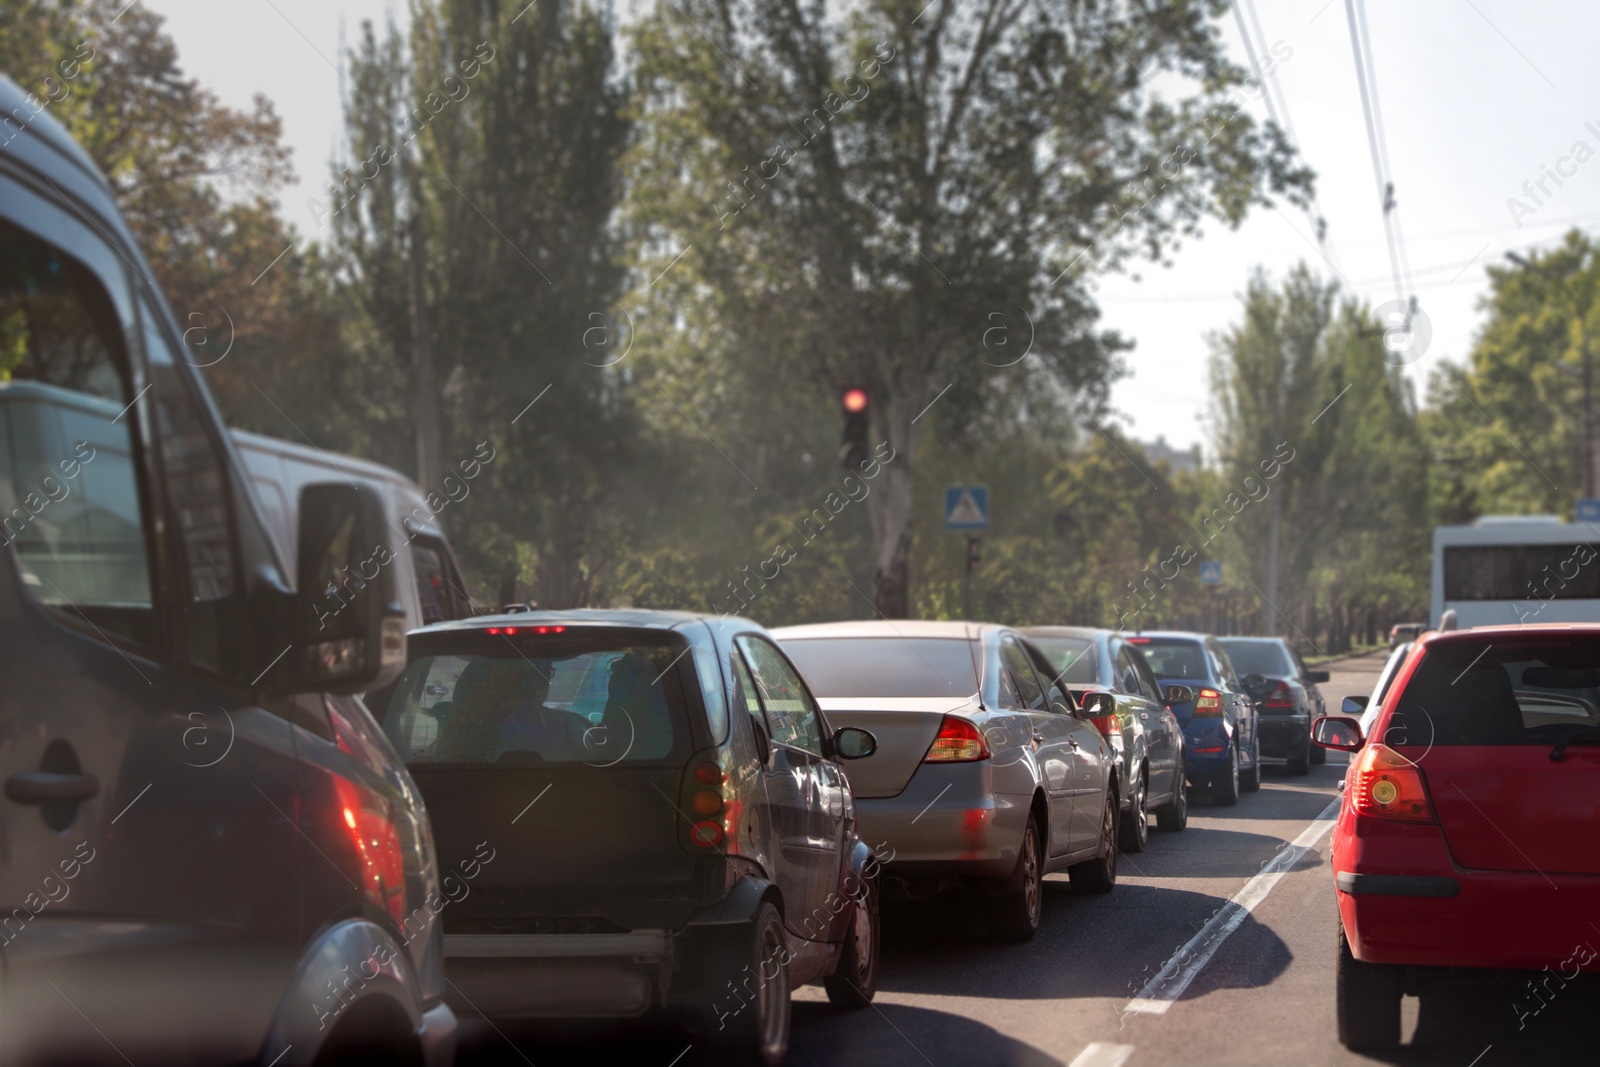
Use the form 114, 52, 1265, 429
409, 214, 442, 491
868, 452, 914, 618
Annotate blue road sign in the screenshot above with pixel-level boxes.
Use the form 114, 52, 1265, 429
944, 485, 989, 531
1578, 498, 1600, 523
1199, 561, 1224, 585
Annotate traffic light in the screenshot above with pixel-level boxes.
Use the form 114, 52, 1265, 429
840, 386, 869, 470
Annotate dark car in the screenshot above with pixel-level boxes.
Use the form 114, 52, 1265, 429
1024, 627, 1191, 847
1126, 633, 1262, 805
1219, 637, 1329, 773
0, 77, 454, 1064
774, 621, 1121, 943
372, 609, 882, 1065
1387, 622, 1424, 649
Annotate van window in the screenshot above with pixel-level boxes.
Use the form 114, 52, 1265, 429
378, 631, 693, 766
0, 219, 156, 647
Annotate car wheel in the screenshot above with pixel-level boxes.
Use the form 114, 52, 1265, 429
1336, 921, 1401, 1052
1116, 768, 1149, 852
1311, 740, 1327, 765
703, 902, 791, 1066
1069, 793, 1117, 894
1154, 763, 1188, 832
984, 815, 1044, 941
1212, 746, 1240, 806
824, 875, 879, 1008
1240, 740, 1261, 792
1288, 737, 1312, 776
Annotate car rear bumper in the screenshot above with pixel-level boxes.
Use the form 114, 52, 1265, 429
1257, 715, 1310, 759
854, 763, 1029, 881
1338, 867, 1600, 970
441, 932, 673, 1019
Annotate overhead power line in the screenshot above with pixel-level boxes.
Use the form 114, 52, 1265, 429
1344, 0, 1416, 324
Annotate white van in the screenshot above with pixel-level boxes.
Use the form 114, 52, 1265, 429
231, 429, 476, 631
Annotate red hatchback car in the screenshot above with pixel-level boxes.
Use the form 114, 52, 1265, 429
1313, 625, 1600, 1051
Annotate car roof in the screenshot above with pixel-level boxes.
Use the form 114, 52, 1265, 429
772, 619, 997, 641
1217, 636, 1286, 645
1132, 631, 1214, 643
1421, 623, 1600, 644
412, 608, 740, 636
1020, 626, 1105, 640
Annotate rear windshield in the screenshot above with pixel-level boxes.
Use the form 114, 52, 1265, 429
1029, 636, 1098, 685
1219, 640, 1292, 678
1133, 638, 1209, 681
377, 631, 694, 765
1387, 638, 1600, 745
779, 637, 978, 698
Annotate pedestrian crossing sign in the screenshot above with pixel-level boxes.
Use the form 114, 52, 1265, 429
945, 485, 989, 530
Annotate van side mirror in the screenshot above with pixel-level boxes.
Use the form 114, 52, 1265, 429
285, 483, 406, 695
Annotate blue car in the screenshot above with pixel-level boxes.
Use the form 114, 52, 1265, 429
1126, 633, 1261, 805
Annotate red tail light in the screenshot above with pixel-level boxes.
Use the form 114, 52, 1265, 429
923, 716, 991, 762
685, 759, 732, 849
1262, 680, 1296, 712
1090, 712, 1119, 739
1349, 743, 1435, 823
1193, 688, 1223, 716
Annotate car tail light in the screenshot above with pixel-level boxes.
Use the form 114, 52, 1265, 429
684, 759, 732, 850
923, 716, 991, 762
1349, 743, 1435, 823
1090, 712, 1119, 739
1262, 680, 1296, 713
1193, 688, 1223, 716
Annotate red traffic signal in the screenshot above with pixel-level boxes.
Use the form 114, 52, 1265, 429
841, 387, 869, 413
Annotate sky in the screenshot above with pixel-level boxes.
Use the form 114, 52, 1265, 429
145, 0, 1600, 456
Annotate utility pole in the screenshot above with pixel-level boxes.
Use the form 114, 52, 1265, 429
409, 213, 442, 491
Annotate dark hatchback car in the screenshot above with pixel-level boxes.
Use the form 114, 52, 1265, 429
1219, 637, 1329, 773
373, 609, 882, 1065
0, 77, 453, 1065
1024, 627, 1191, 848
1128, 633, 1261, 805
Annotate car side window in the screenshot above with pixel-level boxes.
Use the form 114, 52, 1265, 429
1128, 648, 1164, 702
1025, 644, 1077, 716
735, 635, 824, 756
1000, 637, 1048, 711
0, 217, 160, 650
1114, 646, 1145, 696
730, 648, 766, 738
1210, 642, 1240, 688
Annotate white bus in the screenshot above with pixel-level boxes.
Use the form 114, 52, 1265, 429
1432, 516, 1600, 628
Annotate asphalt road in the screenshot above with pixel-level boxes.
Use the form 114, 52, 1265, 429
458, 649, 1598, 1066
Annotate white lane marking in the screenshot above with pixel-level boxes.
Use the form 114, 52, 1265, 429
1069, 1042, 1136, 1067
1123, 796, 1340, 1015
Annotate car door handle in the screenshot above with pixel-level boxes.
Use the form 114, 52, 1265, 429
1067, 738, 1079, 749
1032, 734, 1045, 744
5, 771, 100, 805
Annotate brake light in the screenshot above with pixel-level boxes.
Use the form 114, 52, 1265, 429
534, 625, 566, 634
1263, 681, 1295, 712
1349, 743, 1435, 823
923, 716, 991, 762
487, 627, 500, 634
1193, 688, 1223, 716
685, 759, 731, 849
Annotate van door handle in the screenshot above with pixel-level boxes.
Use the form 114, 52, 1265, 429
5, 772, 100, 805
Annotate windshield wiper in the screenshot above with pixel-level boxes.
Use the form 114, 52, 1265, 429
1549, 729, 1600, 762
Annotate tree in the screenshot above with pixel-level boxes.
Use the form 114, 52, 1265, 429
627, 0, 1311, 616
1425, 230, 1600, 520
328, 0, 634, 607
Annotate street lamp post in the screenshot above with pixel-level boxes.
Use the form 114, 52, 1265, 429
1507, 251, 1595, 498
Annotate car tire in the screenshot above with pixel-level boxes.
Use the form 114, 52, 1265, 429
1212, 746, 1240, 806
824, 876, 880, 1008
1068, 793, 1117, 895
984, 815, 1044, 942
1288, 738, 1312, 776
1154, 764, 1188, 832
703, 902, 792, 1066
1336, 921, 1402, 1052
1240, 740, 1261, 792
1311, 741, 1327, 765
1116, 768, 1149, 852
